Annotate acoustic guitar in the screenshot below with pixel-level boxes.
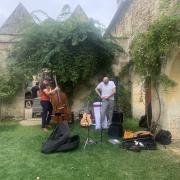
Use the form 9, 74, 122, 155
80, 112, 92, 127
80, 101, 92, 127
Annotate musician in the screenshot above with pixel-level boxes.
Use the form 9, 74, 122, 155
95, 76, 116, 127
31, 82, 40, 99
39, 78, 59, 132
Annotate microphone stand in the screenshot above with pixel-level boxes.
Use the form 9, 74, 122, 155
100, 99, 103, 144
84, 117, 96, 149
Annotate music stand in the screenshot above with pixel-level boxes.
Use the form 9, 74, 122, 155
83, 113, 96, 149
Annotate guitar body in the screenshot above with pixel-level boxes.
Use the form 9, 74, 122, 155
80, 113, 92, 127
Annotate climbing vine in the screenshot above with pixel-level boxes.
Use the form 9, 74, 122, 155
0, 65, 25, 99
160, 0, 171, 15
131, 15, 180, 88
1, 19, 122, 99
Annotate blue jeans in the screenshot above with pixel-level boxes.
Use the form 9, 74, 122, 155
40, 100, 53, 128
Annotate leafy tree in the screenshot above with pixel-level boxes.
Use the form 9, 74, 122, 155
8, 19, 122, 98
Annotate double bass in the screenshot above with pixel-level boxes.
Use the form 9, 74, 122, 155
50, 75, 71, 123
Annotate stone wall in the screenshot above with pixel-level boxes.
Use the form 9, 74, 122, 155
111, 0, 178, 36
108, 0, 179, 120
0, 34, 25, 120
111, 0, 160, 37
71, 85, 92, 118
110, 0, 161, 118
1, 89, 25, 120
152, 48, 180, 139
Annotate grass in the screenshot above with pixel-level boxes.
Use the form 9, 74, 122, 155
0, 119, 179, 180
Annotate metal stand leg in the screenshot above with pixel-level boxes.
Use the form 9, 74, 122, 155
96, 101, 103, 144
100, 125, 103, 144
84, 125, 96, 149
100, 100, 103, 144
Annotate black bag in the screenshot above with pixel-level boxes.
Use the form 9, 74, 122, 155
108, 110, 123, 138
155, 130, 172, 145
108, 124, 124, 138
112, 111, 123, 124
56, 135, 80, 152
41, 122, 70, 154
42, 122, 80, 154
139, 115, 148, 128
122, 135, 157, 150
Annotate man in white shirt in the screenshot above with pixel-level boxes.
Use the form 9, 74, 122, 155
95, 77, 116, 127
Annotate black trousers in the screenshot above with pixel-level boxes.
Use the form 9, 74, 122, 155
40, 100, 53, 128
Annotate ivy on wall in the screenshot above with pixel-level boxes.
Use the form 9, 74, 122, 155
160, 0, 180, 16
0, 65, 25, 99
131, 15, 180, 88
0, 19, 122, 99
160, 0, 171, 15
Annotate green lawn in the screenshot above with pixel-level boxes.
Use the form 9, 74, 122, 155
0, 119, 179, 180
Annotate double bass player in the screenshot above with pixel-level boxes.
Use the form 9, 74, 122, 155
39, 78, 59, 132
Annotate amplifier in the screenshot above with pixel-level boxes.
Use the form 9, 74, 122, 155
108, 123, 124, 138
111, 111, 123, 124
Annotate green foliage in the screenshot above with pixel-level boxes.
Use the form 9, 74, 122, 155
117, 63, 132, 117
86, 90, 99, 104
160, 0, 180, 17
8, 19, 122, 97
119, 62, 132, 79
0, 65, 24, 99
116, 83, 132, 117
131, 15, 180, 87
159, 74, 177, 90
160, 0, 171, 15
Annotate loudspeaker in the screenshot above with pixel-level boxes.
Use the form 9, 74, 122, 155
108, 124, 124, 138
112, 111, 123, 124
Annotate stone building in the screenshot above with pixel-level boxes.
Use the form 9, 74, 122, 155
71, 5, 88, 21
106, 0, 180, 139
0, 3, 34, 119
0, 3, 89, 119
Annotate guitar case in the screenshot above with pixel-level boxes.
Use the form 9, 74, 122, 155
122, 134, 157, 150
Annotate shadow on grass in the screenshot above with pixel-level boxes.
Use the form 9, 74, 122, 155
0, 120, 19, 133
123, 118, 142, 131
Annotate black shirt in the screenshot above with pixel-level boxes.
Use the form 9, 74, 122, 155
31, 85, 40, 98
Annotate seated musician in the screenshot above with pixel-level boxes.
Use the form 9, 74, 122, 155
39, 78, 59, 132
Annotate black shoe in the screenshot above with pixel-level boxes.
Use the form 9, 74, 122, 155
128, 145, 141, 152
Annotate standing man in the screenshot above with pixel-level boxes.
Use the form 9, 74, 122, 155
31, 82, 40, 99
95, 77, 116, 127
